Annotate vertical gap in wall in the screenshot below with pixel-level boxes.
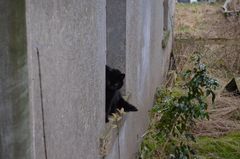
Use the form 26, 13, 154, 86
36, 48, 48, 159
163, 0, 169, 31
106, 0, 127, 95
106, 0, 127, 158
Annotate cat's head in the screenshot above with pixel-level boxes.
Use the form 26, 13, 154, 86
106, 66, 125, 90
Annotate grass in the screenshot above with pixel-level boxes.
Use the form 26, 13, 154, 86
193, 132, 240, 159
175, 2, 227, 39
173, 3, 240, 159
177, 24, 192, 33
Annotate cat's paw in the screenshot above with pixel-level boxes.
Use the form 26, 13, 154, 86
124, 105, 138, 112
105, 117, 109, 123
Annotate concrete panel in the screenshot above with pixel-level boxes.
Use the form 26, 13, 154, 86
0, 0, 31, 159
123, 1, 156, 158
106, 0, 174, 158
26, 0, 106, 158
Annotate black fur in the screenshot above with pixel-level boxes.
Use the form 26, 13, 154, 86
106, 66, 138, 122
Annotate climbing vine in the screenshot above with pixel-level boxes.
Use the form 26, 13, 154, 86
139, 54, 219, 159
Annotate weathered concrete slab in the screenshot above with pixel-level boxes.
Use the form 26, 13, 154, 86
106, 0, 174, 158
26, 0, 106, 158
0, 0, 31, 159
0, 0, 174, 158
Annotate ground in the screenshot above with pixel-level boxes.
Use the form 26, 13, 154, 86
175, 2, 240, 39
174, 2, 240, 158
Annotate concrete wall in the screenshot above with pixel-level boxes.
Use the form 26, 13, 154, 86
0, 0, 174, 159
0, 0, 31, 159
26, 0, 106, 159
106, 0, 175, 159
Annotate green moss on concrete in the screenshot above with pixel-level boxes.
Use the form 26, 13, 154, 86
7, 0, 31, 159
162, 30, 170, 49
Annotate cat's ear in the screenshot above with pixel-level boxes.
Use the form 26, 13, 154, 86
120, 74, 125, 80
106, 65, 111, 71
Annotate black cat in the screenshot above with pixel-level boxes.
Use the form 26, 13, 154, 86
106, 65, 138, 122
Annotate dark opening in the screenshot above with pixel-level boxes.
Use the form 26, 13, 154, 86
163, 0, 169, 31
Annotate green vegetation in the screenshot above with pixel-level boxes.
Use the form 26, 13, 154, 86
162, 30, 170, 49
139, 54, 219, 159
168, 2, 240, 159
193, 132, 240, 159
177, 24, 192, 33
